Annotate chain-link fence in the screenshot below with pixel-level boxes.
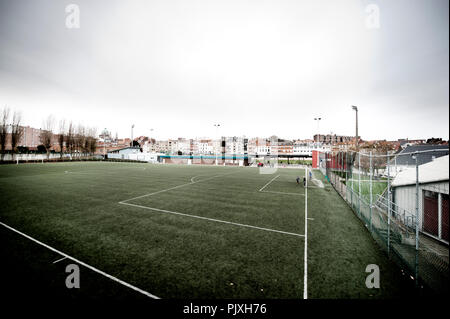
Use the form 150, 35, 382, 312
322, 148, 449, 295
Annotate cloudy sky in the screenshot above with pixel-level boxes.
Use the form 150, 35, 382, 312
0, 0, 448, 140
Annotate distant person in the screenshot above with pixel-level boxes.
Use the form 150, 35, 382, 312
296, 176, 300, 185
309, 171, 312, 180
303, 177, 306, 186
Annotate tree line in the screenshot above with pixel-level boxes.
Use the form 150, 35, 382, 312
0, 107, 98, 161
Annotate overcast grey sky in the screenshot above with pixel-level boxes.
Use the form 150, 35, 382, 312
0, 0, 448, 140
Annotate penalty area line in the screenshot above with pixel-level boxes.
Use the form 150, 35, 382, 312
121, 171, 238, 203
119, 202, 306, 238
0, 221, 160, 299
259, 175, 280, 192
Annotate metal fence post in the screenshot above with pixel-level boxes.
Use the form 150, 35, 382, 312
394, 155, 397, 176
341, 152, 344, 196
369, 151, 373, 232
334, 152, 337, 186
345, 152, 348, 201
387, 151, 391, 254
350, 152, 353, 208
358, 152, 361, 217
415, 151, 419, 287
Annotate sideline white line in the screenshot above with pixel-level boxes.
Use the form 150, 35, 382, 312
259, 175, 280, 192
119, 202, 305, 238
52, 256, 67, 264
120, 172, 237, 203
261, 190, 305, 197
0, 221, 160, 299
303, 167, 308, 299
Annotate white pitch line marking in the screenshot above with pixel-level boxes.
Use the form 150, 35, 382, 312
304, 166, 308, 300
119, 202, 305, 238
52, 256, 67, 264
121, 172, 238, 203
190, 175, 200, 183
261, 190, 305, 196
259, 175, 280, 192
307, 218, 314, 221
0, 221, 160, 299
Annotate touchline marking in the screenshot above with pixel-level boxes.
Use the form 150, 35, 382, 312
0, 221, 160, 299
303, 166, 308, 300
52, 256, 67, 264
259, 175, 280, 192
119, 202, 306, 238
261, 190, 305, 196
120, 172, 238, 203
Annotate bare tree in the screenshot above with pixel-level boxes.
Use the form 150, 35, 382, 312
39, 115, 55, 159
10, 111, 24, 161
66, 122, 75, 158
58, 119, 66, 159
0, 107, 10, 161
86, 127, 98, 155
74, 125, 86, 157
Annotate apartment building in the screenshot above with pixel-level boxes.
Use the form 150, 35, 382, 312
193, 139, 215, 155
314, 134, 355, 144
224, 136, 245, 155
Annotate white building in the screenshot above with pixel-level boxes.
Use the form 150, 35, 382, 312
169, 138, 193, 155
392, 155, 449, 243
193, 139, 215, 155
293, 141, 314, 156
224, 136, 244, 155
107, 146, 160, 163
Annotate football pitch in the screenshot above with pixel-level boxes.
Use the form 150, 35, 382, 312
0, 162, 414, 300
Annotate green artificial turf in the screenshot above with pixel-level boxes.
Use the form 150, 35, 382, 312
0, 162, 415, 299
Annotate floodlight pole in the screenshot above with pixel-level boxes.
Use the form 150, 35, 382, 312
314, 117, 322, 143
352, 106, 358, 151
131, 124, 135, 147
103, 128, 107, 158
149, 128, 154, 151
214, 124, 220, 165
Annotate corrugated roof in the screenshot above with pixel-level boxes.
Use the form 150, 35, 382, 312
390, 144, 448, 166
392, 155, 449, 187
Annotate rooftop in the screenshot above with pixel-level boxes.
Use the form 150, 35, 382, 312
392, 155, 449, 187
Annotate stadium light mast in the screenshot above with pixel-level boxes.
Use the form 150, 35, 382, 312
214, 123, 220, 165
149, 128, 155, 152
131, 124, 135, 147
103, 127, 107, 157
314, 117, 322, 144
352, 106, 358, 150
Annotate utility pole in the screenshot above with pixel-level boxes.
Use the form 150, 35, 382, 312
352, 106, 358, 150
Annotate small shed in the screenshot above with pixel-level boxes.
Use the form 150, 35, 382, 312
392, 155, 449, 243
107, 146, 141, 159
